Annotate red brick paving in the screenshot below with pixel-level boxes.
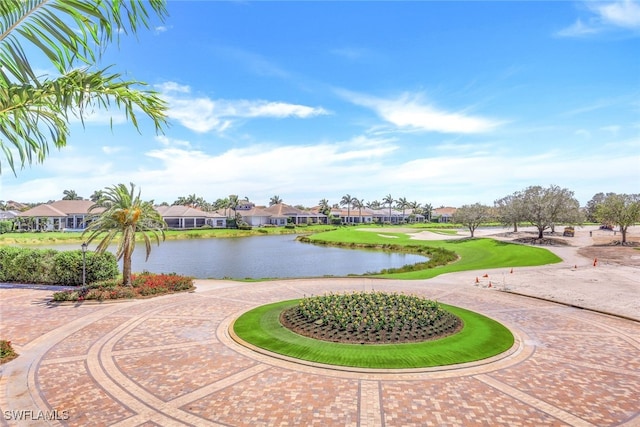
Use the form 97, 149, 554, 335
1, 280, 639, 426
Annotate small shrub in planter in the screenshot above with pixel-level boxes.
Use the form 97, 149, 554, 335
51, 273, 194, 301
0, 340, 18, 363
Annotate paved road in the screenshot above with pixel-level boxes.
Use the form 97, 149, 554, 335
1, 276, 638, 426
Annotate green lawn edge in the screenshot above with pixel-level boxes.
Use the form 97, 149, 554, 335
233, 299, 515, 369
305, 228, 562, 279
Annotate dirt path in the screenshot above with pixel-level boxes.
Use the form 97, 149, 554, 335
411, 225, 640, 321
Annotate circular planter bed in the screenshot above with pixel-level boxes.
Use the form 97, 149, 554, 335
233, 293, 514, 369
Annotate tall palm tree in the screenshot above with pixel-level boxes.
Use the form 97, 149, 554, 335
410, 201, 422, 223
367, 200, 382, 210
396, 197, 409, 222
270, 195, 282, 206
90, 190, 104, 203
83, 183, 166, 286
353, 198, 365, 224
318, 198, 331, 215
340, 194, 355, 225
214, 198, 230, 216
423, 203, 434, 222
228, 195, 240, 215
383, 194, 394, 223
62, 189, 82, 200
0, 0, 168, 175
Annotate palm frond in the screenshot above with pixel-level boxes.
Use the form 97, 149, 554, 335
0, 67, 167, 173
0, 0, 168, 82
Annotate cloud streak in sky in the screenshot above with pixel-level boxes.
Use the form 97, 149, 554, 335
557, 0, 640, 37
339, 90, 501, 134
157, 82, 329, 133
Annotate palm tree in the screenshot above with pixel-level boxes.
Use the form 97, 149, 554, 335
173, 194, 206, 208
0, 0, 168, 175
270, 195, 282, 206
367, 200, 382, 210
228, 195, 240, 215
90, 190, 104, 203
396, 197, 409, 222
423, 203, 434, 222
318, 198, 331, 215
340, 194, 355, 225
353, 198, 365, 224
214, 198, 230, 216
409, 201, 422, 223
62, 189, 82, 200
383, 194, 394, 223
83, 183, 166, 286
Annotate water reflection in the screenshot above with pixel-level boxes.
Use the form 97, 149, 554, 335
37, 234, 427, 279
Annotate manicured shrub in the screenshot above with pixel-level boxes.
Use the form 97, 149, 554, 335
0, 220, 14, 234
0, 247, 117, 285
9, 248, 57, 284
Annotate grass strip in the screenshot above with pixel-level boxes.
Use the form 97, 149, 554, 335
305, 228, 561, 279
233, 299, 514, 369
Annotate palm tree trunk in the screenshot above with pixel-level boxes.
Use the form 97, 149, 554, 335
122, 248, 133, 286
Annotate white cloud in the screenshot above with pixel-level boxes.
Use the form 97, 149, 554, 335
155, 135, 191, 148
595, 0, 640, 29
3, 138, 639, 207
101, 146, 124, 154
557, 0, 640, 37
339, 90, 501, 134
600, 125, 621, 135
556, 18, 601, 37
158, 82, 329, 133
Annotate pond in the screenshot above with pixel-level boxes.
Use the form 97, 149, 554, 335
38, 234, 428, 279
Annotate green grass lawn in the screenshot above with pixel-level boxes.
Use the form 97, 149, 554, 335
233, 299, 514, 369
305, 228, 561, 279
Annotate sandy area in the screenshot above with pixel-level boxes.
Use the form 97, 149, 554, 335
408, 225, 640, 321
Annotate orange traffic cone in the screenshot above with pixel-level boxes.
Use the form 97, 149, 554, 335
488, 282, 492, 288
475, 277, 479, 284
510, 268, 513, 274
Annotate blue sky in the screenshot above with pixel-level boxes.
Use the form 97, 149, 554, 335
2, 0, 639, 207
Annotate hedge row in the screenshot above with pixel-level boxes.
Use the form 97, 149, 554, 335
0, 247, 118, 286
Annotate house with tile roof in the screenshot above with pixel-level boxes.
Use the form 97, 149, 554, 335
263, 203, 327, 225
17, 200, 100, 231
433, 207, 457, 223
155, 205, 227, 229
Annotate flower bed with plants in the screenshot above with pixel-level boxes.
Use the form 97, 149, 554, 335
0, 340, 18, 364
51, 272, 195, 302
280, 291, 462, 344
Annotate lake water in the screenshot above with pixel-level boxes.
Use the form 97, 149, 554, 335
37, 234, 427, 279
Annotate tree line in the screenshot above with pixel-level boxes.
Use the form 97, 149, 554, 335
454, 185, 639, 243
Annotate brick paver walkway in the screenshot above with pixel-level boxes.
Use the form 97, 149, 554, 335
1, 277, 639, 426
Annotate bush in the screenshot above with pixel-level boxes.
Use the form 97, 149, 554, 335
0, 220, 14, 234
51, 272, 194, 301
0, 340, 18, 363
0, 247, 118, 285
